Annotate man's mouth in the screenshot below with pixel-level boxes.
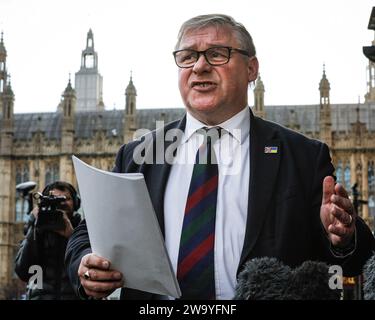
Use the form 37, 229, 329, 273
191, 81, 217, 88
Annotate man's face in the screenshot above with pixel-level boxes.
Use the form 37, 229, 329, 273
177, 25, 258, 125
50, 188, 74, 217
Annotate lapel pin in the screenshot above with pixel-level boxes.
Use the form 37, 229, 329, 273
264, 146, 278, 154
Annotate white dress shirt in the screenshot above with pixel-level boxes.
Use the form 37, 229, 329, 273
164, 106, 250, 299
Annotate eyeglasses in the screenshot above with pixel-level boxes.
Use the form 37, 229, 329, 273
173, 46, 250, 68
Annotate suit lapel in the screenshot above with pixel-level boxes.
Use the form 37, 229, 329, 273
238, 112, 281, 272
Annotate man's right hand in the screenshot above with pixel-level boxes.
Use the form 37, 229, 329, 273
78, 253, 124, 299
31, 207, 39, 219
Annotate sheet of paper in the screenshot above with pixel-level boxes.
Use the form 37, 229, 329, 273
72, 155, 181, 298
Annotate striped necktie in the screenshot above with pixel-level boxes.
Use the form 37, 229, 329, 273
177, 127, 221, 300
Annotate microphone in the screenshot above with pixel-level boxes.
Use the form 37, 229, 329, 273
283, 261, 341, 300
233, 257, 292, 300
363, 252, 375, 300
234, 257, 341, 300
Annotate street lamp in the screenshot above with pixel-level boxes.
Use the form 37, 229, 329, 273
351, 183, 369, 215
15, 181, 36, 224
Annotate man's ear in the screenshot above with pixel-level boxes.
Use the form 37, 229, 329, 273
248, 56, 259, 83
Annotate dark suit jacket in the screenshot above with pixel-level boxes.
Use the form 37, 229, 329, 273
65, 110, 375, 299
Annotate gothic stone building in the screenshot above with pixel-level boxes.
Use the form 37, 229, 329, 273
0, 30, 375, 298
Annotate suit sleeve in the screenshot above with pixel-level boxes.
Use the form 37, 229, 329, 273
112, 144, 126, 173
311, 142, 375, 276
64, 219, 92, 298
14, 216, 40, 282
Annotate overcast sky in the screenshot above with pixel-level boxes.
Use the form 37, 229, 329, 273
0, 0, 374, 113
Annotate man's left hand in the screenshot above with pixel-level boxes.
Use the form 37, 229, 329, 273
54, 210, 74, 238
320, 176, 356, 248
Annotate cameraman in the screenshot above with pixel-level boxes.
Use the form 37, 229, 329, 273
15, 181, 82, 300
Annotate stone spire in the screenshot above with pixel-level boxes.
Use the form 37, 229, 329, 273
124, 73, 137, 143
0, 31, 8, 94
319, 65, 332, 147
253, 75, 265, 119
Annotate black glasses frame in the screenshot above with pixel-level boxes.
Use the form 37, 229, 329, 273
173, 46, 250, 68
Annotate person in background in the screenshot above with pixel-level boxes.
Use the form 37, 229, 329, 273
15, 181, 81, 300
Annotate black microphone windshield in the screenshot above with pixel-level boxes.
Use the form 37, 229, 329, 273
363, 252, 375, 300
234, 258, 342, 300
284, 261, 341, 300
233, 257, 291, 300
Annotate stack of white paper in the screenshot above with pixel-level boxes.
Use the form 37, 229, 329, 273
72, 156, 181, 298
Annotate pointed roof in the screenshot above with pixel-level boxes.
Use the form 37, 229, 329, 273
0, 31, 7, 56
319, 64, 330, 91
125, 72, 137, 95
85, 28, 95, 50
4, 76, 14, 96
78, 29, 98, 71
254, 75, 265, 91
63, 76, 76, 95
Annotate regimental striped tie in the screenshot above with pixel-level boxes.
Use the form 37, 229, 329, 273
177, 127, 221, 300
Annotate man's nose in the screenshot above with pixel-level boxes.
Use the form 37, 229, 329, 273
192, 53, 212, 73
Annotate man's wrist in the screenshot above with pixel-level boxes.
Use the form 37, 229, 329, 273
330, 228, 357, 258
78, 284, 92, 300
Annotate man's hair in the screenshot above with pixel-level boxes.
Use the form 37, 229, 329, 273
42, 181, 80, 211
175, 14, 256, 57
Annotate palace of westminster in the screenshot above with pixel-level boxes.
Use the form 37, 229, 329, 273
0, 28, 375, 298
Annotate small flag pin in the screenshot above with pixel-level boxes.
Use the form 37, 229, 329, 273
264, 146, 278, 154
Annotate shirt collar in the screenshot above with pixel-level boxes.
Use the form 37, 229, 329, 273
183, 106, 250, 145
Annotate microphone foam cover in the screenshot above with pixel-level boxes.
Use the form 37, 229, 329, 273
234, 257, 291, 300
284, 261, 341, 300
363, 253, 375, 300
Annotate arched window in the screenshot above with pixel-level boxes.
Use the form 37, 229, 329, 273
369, 195, 375, 217
368, 161, 375, 217
53, 164, 59, 181
45, 163, 59, 186
369, 161, 375, 194
15, 164, 30, 186
344, 164, 351, 191
335, 160, 343, 185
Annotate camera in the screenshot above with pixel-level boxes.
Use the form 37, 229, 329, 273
33, 192, 66, 232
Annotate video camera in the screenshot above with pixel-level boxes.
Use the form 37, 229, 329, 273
33, 192, 66, 232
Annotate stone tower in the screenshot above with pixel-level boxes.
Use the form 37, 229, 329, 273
253, 75, 265, 119
319, 65, 332, 148
0, 32, 7, 95
365, 32, 375, 103
123, 74, 137, 143
0, 32, 15, 295
350, 101, 370, 223
74, 29, 104, 112
60, 78, 76, 183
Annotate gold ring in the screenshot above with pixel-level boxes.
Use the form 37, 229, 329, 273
83, 270, 90, 280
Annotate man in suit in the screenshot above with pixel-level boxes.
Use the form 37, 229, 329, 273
65, 14, 375, 300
